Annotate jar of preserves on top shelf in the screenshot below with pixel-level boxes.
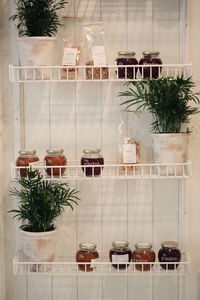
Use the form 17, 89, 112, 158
16, 150, 39, 177
76, 242, 99, 272
44, 149, 67, 176
81, 149, 104, 176
116, 51, 138, 79
109, 240, 132, 269
139, 51, 162, 79
132, 242, 155, 271
158, 241, 181, 270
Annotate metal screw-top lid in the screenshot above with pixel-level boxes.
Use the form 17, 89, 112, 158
112, 240, 129, 248
46, 149, 64, 155
161, 241, 178, 249
143, 51, 160, 56
79, 242, 97, 251
135, 242, 152, 250
19, 150, 37, 156
118, 51, 136, 56
83, 149, 100, 154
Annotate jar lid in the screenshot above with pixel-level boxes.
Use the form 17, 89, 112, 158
112, 240, 129, 248
46, 149, 64, 155
161, 241, 178, 248
135, 242, 152, 250
83, 149, 100, 154
79, 242, 97, 250
118, 51, 136, 56
19, 150, 36, 156
143, 51, 160, 56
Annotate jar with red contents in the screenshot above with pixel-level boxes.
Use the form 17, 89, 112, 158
44, 149, 67, 176
76, 242, 99, 272
16, 150, 39, 177
139, 51, 162, 79
116, 51, 138, 79
109, 240, 132, 270
132, 242, 155, 271
81, 149, 104, 176
158, 241, 181, 270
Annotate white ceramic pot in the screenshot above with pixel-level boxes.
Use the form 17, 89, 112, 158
21, 229, 57, 271
152, 133, 189, 175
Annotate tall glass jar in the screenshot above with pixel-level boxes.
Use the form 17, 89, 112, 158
81, 149, 104, 176
16, 150, 39, 177
76, 242, 99, 272
44, 149, 67, 176
109, 240, 132, 269
116, 51, 138, 79
139, 51, 162, 78
158, 241, 181, 270
132, 242, 155, 271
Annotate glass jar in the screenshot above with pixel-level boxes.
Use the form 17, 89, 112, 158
139, 51, 162, 78
76, 242, 99, 272
132, 242, 155, 271
116, 51, 138, 79
81, 149, 104, 176
16, 150, 39, 177
44, 149, 67, 176
158, 241, 181, 270
109, 240, 132, 269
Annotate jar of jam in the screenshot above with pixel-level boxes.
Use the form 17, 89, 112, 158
76, 242, 99, 272
16, 150, 39, 177
158, 241, 181, 270
116, 51, 138, 79
81, 149, 104, 176
44, 149, 67, 176
139, 51, 162, 79
132, 242, 155, 271
109, 240, 132, 269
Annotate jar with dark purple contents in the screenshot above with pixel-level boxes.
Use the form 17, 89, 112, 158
116, 51, 138, 79
109, 240, 132, 270
158, 241, 181, 270
81, 149, 104, 176
139, 51, 162, 79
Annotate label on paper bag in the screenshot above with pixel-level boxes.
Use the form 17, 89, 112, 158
123, 143, 136, 163
92, 46, 106, 66
62, 47, 78, 66
112, 254, 129, 262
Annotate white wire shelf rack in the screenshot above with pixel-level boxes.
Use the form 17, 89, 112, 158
9, 63, 192, 82
13, 251, 191, 276
11, 161, 192, 180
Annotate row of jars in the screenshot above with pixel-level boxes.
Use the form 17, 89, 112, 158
16, 149, 104, 177
116, 51, 162, 79
76, 240, 181, 272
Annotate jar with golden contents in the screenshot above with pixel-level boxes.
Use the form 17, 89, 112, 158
109, 240, 132, 269
76, 242, 99, 272
132, 242, 155, 271
16, 150, 39, 177
44, 149, 67, 176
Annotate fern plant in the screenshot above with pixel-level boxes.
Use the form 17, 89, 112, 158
9, 169, 79, 232
9, 0, 68, 36
119, 74, 200, 133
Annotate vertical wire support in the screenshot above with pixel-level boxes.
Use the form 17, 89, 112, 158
152, 179, 155, 300
20, 82, 25, 149
26, 273, 29, 300
48, 82, 52, 149
51, 271, 54, 300
152, 0, 155, 50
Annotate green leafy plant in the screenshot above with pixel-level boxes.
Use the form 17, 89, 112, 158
9, 169, 79, 232
9, 0, 68, 36
119, 74, 200, 133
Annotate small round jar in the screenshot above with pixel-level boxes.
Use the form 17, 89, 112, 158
44, 149, 67, 176
158, 241, 181, 270
116, 51, 138, 79
81, 149, 104, 176
109, 240, 132, 270
76, 242, 99, 272
132, 242, 155, 271
139, 51, 162, 79
16, 150, 39, 177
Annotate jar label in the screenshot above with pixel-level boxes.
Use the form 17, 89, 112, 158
123, 143, 136, 163
112, 254, 129, 262
90, 257, 100, 269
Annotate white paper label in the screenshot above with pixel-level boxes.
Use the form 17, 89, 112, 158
92, 46, 106, 66
123, 143, 136, 163
62, 47, 78, 66
90, 257, 100, 268
112, 254, 129, 263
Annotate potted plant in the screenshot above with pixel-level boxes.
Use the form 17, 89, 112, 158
119, 75, 200, 169
9, 169, 79, 270
9, 0, 68, 67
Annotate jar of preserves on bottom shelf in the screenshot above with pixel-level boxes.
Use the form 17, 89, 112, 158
132, 242, 155, 271
16, 150, 39, 177
76, 242, 99, 272
116, 51, 138, 79
44, 149, 67, 176
158, 241, 181, 270
81, 149, 104, 176
139, 51, 162, 78
109, 240, 132, 269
